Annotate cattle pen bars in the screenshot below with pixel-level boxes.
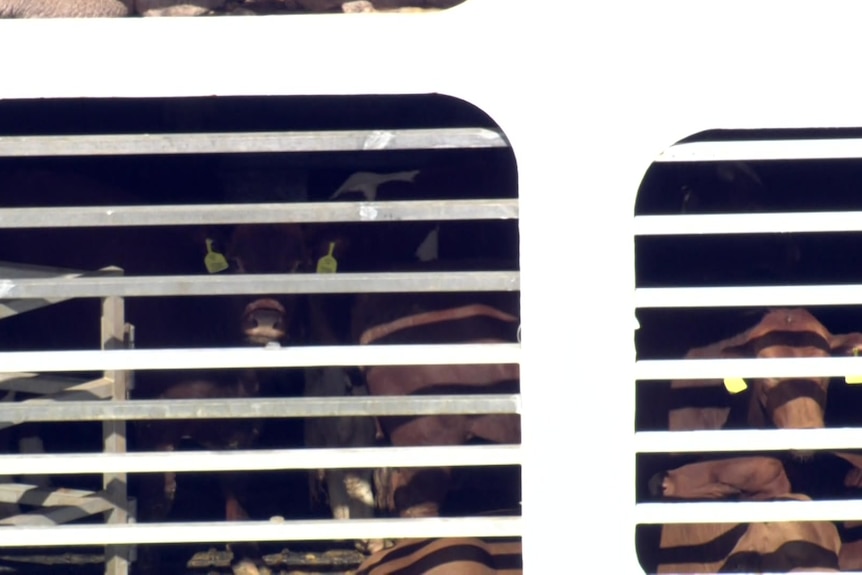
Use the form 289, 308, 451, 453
634, 136, 862, 539
0, 127, 521, 575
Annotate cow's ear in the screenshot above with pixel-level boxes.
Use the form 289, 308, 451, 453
830, 333, 862, 384
831, 332, 862, 356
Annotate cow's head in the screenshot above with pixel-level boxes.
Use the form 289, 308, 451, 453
676, 308, 862, 459
202, 224, 309, 346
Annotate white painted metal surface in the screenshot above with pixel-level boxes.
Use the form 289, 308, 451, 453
14, 0, 849, 572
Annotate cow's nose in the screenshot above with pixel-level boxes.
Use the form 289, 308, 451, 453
242, 298, 288, 344
249, 308, 283, 331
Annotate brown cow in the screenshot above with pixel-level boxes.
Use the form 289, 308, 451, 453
649, 457, 841, 573
134, 370, 264, 575
354, 537, 522, 575
133, 224, 309, 575
221, 223, 385, 552
650, 456, 793, 502
135, 370, 262, 522
669, 308, 862, 445
353, 288, 520, 518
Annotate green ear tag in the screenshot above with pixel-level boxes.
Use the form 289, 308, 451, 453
316, 242, 338, 274
204, 238, 229, 274
723, 377, 748, 394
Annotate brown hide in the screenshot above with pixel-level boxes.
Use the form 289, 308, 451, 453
655, 456, 792, 501
355, 537, 522, 575
658, 462, 841, 573
134, 372, 262, 540
356, 297, 520, 517
654, 458, 840, 573
670, 308, 862, 431
658, 511, 840, 573
825, 452, 862, 570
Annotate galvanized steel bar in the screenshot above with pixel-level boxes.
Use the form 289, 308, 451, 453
0, 199, 518, 228
0, 444, 523, 475
0, 516, 523, 547
0, 394, 521, 422
0, 128, 508, 157
0, 265, 122, 319
0, 271, 519, 298
636, 284, 862, 308
0, 343, 520, 372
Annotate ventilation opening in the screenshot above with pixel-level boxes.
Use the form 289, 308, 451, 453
0, 94, 520, 574
634, 129, 862, 574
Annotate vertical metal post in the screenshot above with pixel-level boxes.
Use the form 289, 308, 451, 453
101, 279, 130, 575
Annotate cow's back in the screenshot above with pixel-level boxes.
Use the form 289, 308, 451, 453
657, 495, 840, 573
354, 537, 522, 575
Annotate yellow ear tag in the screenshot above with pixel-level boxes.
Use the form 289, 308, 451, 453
204, 238, 229, 274
316, 242, 338, 274
723, 377, 748, 394
846, 348, 862, 384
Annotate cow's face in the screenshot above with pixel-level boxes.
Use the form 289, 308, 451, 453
221, 224, 309, 346
752, 336, 831, 429
724, 310, 833, 434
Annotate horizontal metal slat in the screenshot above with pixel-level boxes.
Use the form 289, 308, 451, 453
656, 138, 862, 163
0, 343, 520, 372
636, 356, 862, 380
0, 445, 522, 475
0, 516, 523, 547
657, 138, 862, 163
635, 211, 862, 235
0, 128, 508, 157
637, 499, 862, 524
636, 284, 862, 308
635, 427, 862, 454
0, 199, 518, 229
0, 271, 519, 298
0, 394, 521, 422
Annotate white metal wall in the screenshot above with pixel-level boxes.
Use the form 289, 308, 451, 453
10, 1, 862, 573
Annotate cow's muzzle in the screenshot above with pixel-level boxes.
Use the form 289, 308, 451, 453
242, 298, 287, 345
